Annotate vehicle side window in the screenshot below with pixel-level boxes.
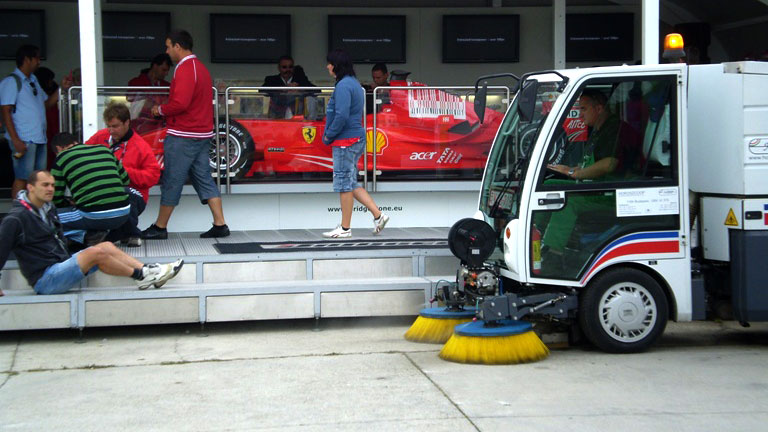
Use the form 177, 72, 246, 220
537, 76, 677, 190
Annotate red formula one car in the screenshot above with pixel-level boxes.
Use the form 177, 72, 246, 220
137, 79, 505, 181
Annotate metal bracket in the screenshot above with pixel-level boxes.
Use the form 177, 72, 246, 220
480, 292, 577, 321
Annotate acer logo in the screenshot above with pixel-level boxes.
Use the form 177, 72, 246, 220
410, 152, 437, 160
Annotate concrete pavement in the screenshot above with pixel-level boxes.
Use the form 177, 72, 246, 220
1, 318, 767, 431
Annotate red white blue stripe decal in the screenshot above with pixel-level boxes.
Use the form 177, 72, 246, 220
764, 204, 768, 225
580, 231, 680, 284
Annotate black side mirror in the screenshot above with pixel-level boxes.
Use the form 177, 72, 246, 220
474, 81, 488, 124
518, 79, 539, 123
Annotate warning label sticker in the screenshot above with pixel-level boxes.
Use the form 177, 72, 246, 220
725, 208, 739, 227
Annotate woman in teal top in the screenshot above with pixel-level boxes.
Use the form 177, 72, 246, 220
321, 49, 389, 239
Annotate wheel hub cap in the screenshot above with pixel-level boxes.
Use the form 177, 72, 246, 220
599, 282, 657, 343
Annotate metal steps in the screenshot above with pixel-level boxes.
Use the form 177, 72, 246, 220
0, 228, 459, 331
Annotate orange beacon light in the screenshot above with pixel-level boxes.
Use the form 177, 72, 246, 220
663, 33, 686, 61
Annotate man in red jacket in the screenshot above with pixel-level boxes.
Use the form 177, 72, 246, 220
144, 29, 229, 239
85, 103, 161, 246
126, 53, 172, 135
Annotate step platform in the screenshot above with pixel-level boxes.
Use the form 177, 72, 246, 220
0, 227, 460, 331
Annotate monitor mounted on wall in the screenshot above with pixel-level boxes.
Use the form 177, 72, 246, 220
0, 10, 46, 60
566, 13, 635, 62
328, 15, 406, 63
102, 12, 170, 62
442, 15, 520, 63
210, 14, 291, 63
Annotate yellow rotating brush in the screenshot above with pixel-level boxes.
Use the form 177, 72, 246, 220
439, 319, 549, 365
404, 307, 476, 344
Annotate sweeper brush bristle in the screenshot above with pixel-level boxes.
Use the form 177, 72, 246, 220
404, 316, 474, 344
438, 320, 549, 365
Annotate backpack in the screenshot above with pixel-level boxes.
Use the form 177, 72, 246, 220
6, 74, 22, 113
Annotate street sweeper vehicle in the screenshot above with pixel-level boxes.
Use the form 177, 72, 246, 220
409, 39, 768, 364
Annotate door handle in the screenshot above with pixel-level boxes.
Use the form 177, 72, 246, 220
538, 197, 565, 205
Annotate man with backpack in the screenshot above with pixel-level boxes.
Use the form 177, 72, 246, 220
0, 45, 58, 198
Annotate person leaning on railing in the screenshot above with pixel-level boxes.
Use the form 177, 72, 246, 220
126, 53, 173, 135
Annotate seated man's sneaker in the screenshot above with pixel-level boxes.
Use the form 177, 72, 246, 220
141, 224, 168, 240
121, 237, 142, 247
136, 259, 184, 290
373, 214, 390, 235
323, 225, 351, 239
200, 224, 230, 238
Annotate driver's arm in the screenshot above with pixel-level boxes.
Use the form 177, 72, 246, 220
572, 156, 617, 180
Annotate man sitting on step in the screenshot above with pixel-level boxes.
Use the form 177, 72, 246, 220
0, 170, 183, 296
85, 102, 161, 247
50, 132, 132, 247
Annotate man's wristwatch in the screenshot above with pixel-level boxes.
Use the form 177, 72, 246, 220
567, 168, 575, 178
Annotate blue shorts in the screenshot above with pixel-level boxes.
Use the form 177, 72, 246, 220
9, 141, 47, 181
33, 251, 98, 295
332, 139, 365, 193
160, 134, 221, 206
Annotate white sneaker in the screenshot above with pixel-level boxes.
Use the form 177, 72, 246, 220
137, 259, 184, 290
323, 225, 351, 239
373, 213, 390, 235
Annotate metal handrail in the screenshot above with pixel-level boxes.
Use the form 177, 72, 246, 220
62, 84, 512, 193
212, 87, 221, 191
371, 84, 512, 191
224, 86, 343, 186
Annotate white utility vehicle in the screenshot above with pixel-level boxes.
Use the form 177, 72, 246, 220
455, 39, 768, 353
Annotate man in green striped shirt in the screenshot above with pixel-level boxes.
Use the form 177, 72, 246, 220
49, 133, 131, 245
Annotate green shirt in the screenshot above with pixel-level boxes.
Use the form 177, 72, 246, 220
51, 144, 130, 212
580, 114, 620, 181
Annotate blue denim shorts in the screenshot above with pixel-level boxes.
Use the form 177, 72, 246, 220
34, 251, 97, 295
9, 141, 47, 180
160, 134, 221, 206
331, 139, 365, 193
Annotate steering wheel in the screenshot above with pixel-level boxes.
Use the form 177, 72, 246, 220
519, 122, 568, 166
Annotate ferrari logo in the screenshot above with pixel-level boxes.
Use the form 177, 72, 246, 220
302, 126, 317, 144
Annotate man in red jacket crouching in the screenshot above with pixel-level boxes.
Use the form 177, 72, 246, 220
85, 103, 161, 246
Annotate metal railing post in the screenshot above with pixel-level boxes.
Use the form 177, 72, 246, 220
362, 87, 368, 190
372, 86, 378, 192
212, 87, 222, 191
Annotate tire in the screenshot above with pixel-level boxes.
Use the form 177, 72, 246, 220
578, 267, 668, 353
209, 119, 258, 180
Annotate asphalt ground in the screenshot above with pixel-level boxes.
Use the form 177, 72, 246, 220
1, 318, 767, 431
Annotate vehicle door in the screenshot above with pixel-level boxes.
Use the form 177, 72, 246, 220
527, 73, 685, 283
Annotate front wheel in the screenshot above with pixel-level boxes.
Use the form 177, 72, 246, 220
209, 119, 258, 180
578, 267, 668, 353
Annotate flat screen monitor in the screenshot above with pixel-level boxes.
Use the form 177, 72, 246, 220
102, 12, 170, 62
210, 14, 291, 63
327, 15, 406, 63
566, 13, 634, 62
442, 15, 520, 63
0, 10, 46, 60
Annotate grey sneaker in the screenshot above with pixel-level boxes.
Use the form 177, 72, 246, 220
373, 214, 390, 235
121, 237, 142, 247
137, 259, 184, 290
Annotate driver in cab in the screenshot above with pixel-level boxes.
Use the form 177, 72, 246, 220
547, 89, 619, 182
538, 89, 620, 275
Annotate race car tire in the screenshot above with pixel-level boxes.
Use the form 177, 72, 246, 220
210, 119, 258, 180
578, 267, 668, 353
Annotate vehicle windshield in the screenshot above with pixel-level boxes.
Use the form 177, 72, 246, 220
480, 80, 564, 230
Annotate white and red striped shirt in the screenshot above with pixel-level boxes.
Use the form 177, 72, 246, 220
158, 55, 214, 139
